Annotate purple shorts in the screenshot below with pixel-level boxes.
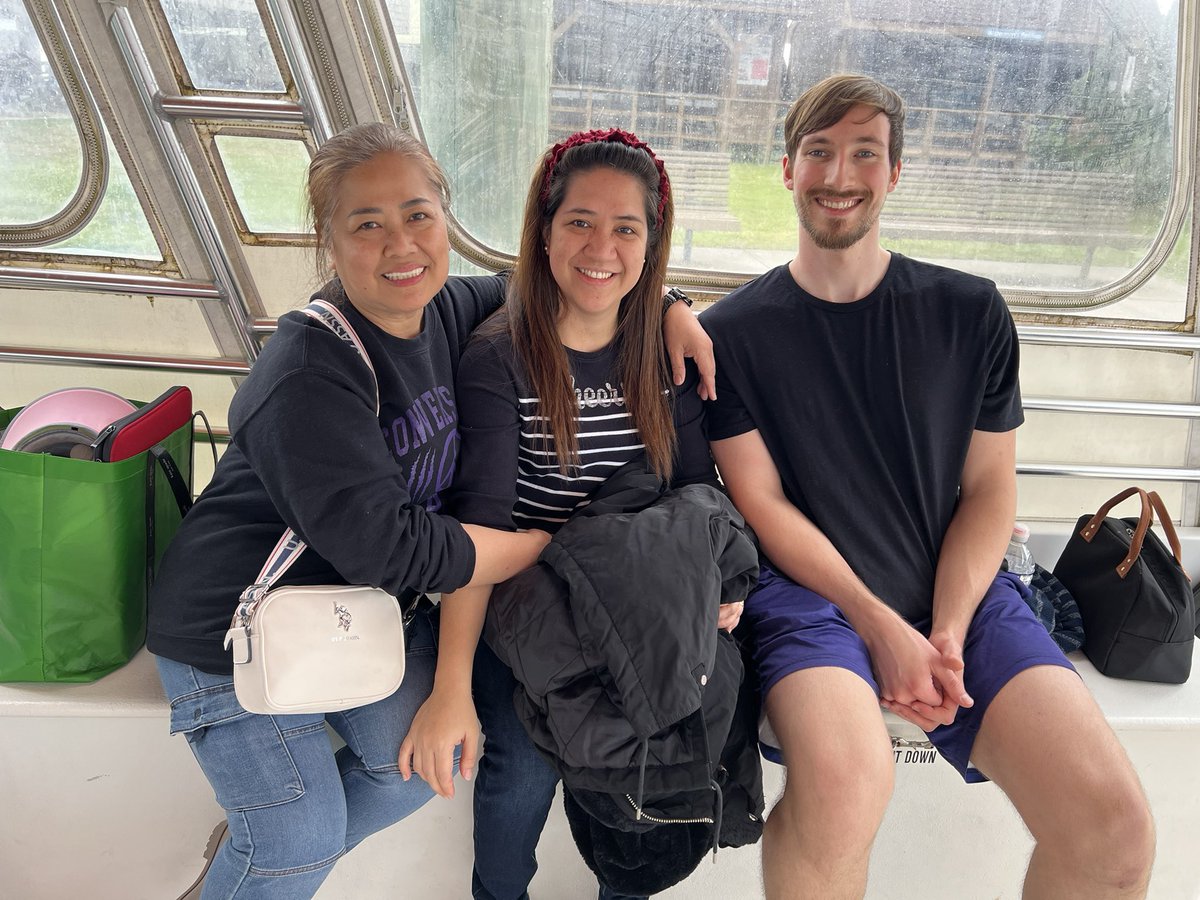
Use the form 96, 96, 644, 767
745, 565, 1075, 783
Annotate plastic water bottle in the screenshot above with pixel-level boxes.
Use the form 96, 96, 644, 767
1003, 522, 1036, 586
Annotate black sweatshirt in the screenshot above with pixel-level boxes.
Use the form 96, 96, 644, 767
148, 276, 504, 674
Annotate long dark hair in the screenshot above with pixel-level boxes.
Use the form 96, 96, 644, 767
489, 129, 677, 478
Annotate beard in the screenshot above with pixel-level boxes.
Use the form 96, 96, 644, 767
796, 191, 880, 250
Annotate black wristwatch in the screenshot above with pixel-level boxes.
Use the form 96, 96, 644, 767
662, 287, 693, 316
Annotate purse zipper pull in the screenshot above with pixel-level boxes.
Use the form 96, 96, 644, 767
224, 583, 268, 663
223, 626, 252, 664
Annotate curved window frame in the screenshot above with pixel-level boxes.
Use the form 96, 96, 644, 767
1004, 0, 1195, 317
0, 0, 108, 247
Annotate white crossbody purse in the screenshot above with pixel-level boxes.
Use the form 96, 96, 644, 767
223, 300, 408, 715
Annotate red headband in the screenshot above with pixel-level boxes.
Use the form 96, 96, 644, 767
538, 128, 670, 228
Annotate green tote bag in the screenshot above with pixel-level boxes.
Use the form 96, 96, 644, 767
0, 406, 193, 682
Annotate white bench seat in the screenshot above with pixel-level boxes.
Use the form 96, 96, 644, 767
2, 525, 1198, 899
0, 645, 170, 718
1072, 646, 1200, 730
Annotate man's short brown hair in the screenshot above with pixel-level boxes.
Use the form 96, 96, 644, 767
784, 74, 905, 167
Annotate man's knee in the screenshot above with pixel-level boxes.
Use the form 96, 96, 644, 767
1104, 797, 1155, 891
812, 741, 893, 817
767, 667, 894, 835
774, 735, 894, 846
1061, 775, 1155, 890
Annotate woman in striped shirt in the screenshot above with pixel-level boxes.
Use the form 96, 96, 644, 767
398, 129, 742, 899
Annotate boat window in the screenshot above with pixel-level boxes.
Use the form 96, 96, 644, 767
45, 130, 161, 260
387, 0, 1184, 319
0, 0, 159, 259
0, 0, 81, 224
158, 0, 285, 92
213, 134, 310, 235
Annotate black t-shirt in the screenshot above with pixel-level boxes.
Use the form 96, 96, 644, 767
701, 253, 1022, 620
148, 275, 505, 674
448, 327, 716, 533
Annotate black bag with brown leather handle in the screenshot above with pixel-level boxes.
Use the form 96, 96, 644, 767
1053, 487, 1195, 683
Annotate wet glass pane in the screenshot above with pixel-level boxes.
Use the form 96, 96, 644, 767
159, 0, 285, 92
384, 0, 420, 41
214, 135, 309, 233
384, 0, 422, 78
50, 130, 161, 259
0, 0, 81, 222
392, 0, 1180, 301
0, 1, 159, 258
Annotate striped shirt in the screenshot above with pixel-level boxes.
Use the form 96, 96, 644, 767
513, 342, 644, 529
449, 329, 715, 534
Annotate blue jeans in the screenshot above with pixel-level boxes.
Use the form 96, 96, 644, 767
156, 607, 440, 899
471, 641, 646, 900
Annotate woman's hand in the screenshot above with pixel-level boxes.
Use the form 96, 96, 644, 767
398, 687, 481, 799
717, 600, 745, 633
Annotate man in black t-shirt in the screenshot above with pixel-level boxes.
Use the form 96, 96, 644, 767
702, 75, 1153, 900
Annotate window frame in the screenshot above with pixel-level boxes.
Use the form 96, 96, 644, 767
203, 124, 315, 243
0, 0, 109, 247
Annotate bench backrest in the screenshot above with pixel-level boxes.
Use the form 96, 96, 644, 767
660, 150, 733, 214
886, 166, 1137, 230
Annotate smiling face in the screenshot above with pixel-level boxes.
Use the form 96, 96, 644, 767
327, 151, 450, 338
784, 102, 901, 251
546, 166, 649, 337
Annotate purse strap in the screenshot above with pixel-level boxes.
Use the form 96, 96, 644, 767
235, 300, 379, 615
300, 299, 380, 413
1078, 486, 1189, 580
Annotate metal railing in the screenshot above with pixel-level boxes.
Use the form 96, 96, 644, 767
4, 307, 1199, 482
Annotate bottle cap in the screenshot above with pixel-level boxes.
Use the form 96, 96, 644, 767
1011, 522, 1030, 542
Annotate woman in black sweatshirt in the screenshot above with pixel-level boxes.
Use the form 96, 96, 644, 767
148, 124, 552, 900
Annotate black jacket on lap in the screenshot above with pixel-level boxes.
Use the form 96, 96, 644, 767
483, 461, 764, 894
